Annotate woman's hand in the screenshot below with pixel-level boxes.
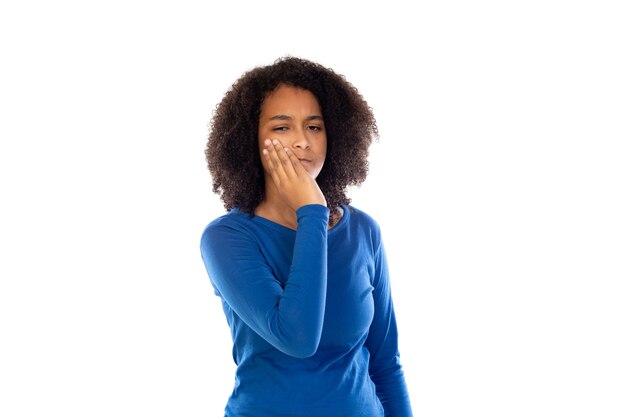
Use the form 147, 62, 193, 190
262, 139, 327, 211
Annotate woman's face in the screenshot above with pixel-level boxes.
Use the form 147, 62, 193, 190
258, 84, 327, 179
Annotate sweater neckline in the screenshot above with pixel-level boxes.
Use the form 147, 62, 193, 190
245, 204, 349, 235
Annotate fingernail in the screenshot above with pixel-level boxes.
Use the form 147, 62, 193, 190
272, 140, 279, 145
264, 139, 271, 146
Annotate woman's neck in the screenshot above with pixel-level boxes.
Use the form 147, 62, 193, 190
254, 183, 341, 230
255, 182, 299, 229
255, 198, 298, 230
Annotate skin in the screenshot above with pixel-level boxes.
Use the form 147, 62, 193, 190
255, 84, 330, 230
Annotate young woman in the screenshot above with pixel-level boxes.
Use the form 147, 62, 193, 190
200, 56, 413, 417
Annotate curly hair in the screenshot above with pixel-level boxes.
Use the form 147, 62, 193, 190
206, 56, 378, 220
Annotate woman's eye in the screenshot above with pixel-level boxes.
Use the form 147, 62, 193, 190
272, 126, 288, 131
308, 125, 322, 131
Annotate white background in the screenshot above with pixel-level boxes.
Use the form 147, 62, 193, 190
1, 1, 625, 416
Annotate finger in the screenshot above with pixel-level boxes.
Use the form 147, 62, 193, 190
264, 139, 294, 185
284, 147, 306, 176
273, 142, 298, 176
266, 139, 286, 174
262, 140, 283, 184
271, 140, 293, 167
268, 139, 295, 178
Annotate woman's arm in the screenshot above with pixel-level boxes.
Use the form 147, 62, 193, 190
200, 204, 329, 358
365, 233, 413, 417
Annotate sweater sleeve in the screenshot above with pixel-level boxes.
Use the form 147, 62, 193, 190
365, 232, 413, 417
200, 204, 329, 358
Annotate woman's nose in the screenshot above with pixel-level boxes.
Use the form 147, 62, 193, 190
292, 129, 311, 149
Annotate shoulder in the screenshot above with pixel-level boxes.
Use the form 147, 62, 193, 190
342, 204, 384, 247
343, 204, 381, 232
200, 209, 257, 249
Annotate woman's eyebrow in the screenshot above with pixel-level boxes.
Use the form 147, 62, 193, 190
268, 114, 323, 121
269, 114, 293, 121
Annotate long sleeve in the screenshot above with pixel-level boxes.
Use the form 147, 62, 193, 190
200, 204, 329, 358
365, 234, 413, 417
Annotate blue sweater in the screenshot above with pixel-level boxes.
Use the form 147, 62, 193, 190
200, 204, 412, 417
